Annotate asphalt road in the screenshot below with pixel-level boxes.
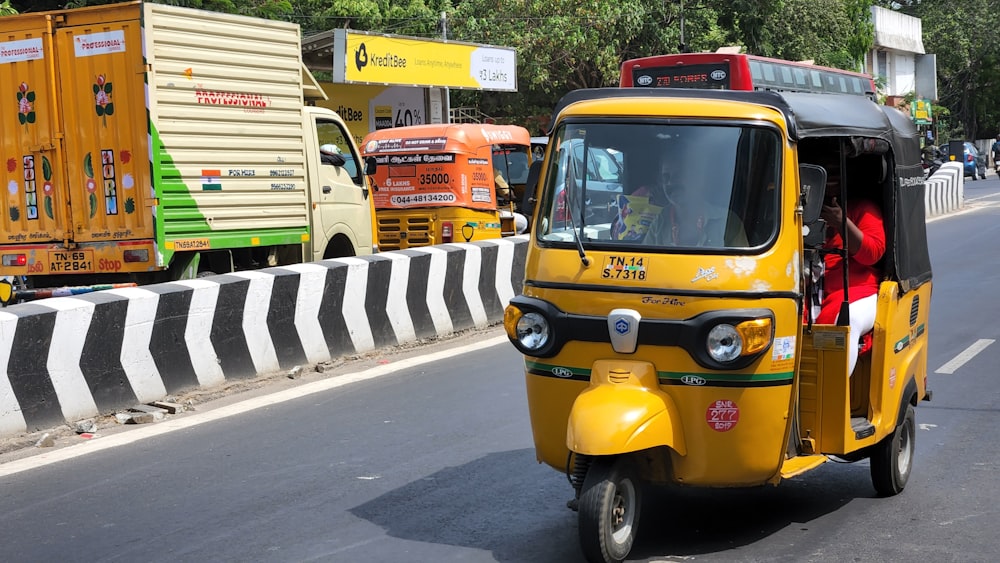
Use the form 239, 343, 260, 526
2, 177, 999, 562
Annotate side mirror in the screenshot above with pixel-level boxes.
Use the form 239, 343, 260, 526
0, 279, 12, 306
364, 156, 377, 176
799, 163, 827, 224
522, 160, 542, 217
321, 152, 346, 167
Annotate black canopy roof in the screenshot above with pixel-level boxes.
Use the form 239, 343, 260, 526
547, 88, 931, 290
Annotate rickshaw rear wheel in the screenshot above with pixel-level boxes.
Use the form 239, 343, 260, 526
578, 456, 641, 563
870, 403, 915, 496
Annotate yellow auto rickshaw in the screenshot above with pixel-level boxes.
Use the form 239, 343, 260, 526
361, 123, 532, 250
504, 88, 933, 563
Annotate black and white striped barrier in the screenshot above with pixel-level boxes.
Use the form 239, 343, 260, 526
0, 237, 527, 439
925, 161, 964, 218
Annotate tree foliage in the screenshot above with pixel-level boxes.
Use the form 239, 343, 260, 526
9, 0, 294, 18
892, 0, 1000, 139
8, 0, 999, 140
447, 0, 875, 125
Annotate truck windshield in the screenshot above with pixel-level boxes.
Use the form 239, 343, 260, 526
537, 121, 780, 251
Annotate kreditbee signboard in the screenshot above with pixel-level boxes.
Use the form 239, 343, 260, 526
332, 29, 517, 92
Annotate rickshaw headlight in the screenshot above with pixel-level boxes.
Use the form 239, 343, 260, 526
707, 324, 742, 363
515, 312, 550, 352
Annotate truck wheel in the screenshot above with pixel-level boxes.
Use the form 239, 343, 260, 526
323, 235, 358, 259
870, 403, 915, 496
578, 456, 640, 563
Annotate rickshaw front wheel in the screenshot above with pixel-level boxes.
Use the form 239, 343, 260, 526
578, 456, 641, 563
870, 403, 915, 496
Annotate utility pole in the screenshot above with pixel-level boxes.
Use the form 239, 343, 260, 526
440, 11, 451, 123
666, 0, 688, 53
679, 0, 687, 53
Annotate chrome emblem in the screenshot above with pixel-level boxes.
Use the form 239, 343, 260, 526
636, 75, 653, 86
710, 70, 727, 81
551, 367, 574, 378
681, 375, 707, 386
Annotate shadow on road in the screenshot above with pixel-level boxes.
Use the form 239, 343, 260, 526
630, 462, 871, 560
352, 448, 880, 562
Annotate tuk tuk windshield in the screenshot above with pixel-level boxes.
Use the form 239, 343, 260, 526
493, 145, 532, 185
537, 121, 780, 251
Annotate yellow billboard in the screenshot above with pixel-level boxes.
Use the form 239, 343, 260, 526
316, 83, 429, 146
332, 29, 517, 92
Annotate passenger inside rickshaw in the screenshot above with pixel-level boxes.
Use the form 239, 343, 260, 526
801, 145, 889, 378
540, 122, 777, 250
610, 133, 751, 247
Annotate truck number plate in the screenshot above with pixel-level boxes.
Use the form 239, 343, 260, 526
48, 250, 95, 273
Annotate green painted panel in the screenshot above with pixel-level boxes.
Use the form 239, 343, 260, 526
150, 124, 308, 267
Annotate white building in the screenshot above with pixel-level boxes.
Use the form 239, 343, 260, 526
863, 6, 936, 104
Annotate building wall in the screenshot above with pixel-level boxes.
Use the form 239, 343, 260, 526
891, 52, 917, 96
866, 6, 927, 99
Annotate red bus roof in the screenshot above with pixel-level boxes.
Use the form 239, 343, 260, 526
620, 52, 876, 99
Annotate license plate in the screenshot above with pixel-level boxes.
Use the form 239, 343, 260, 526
47, 250, 95, 273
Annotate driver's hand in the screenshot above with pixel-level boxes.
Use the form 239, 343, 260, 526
820, 197, 843, 226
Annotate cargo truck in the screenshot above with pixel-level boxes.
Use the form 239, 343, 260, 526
0, 1, 375, 291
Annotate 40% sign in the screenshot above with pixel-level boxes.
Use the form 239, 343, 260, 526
395, 108, 423, 127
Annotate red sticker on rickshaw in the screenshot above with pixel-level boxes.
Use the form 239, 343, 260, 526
706, 399, 739, 432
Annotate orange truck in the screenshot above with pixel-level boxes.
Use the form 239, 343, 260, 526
0, 1, 375, 293
361, 123, 532, 250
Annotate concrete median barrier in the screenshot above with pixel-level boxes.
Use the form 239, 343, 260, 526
924, 161, 964, 217
0, 237, 528, 439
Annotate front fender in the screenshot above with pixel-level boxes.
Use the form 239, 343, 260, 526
567, 360, 687, 457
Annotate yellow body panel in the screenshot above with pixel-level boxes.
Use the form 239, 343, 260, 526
376, 208, 503, 250
566, 360, 687, 457
799, 280, 931, 456
780, 454, 828, 478
1, 3, 154, 247
56, 9, 153, 244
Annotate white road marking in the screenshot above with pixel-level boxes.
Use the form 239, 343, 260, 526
935, 339, 995, 374
0, 334, 509, 478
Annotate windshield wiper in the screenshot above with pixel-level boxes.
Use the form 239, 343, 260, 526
564, 157, 591, 267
